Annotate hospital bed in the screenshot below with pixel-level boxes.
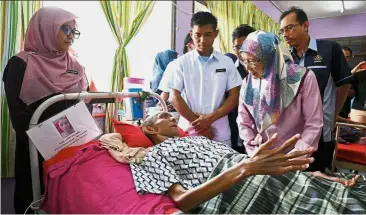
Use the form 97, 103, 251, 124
332, 122, 366, 173
27, 91, 172, 213
27, 92, 366, 214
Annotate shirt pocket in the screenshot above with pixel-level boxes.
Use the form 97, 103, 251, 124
213, 71, 228, 80
212, 72, 228, 89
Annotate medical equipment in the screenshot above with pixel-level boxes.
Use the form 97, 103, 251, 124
123, 77, 146, 121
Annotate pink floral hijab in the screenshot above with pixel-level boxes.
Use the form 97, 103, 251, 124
239, 31, 307, 134
17, 6, 87, 105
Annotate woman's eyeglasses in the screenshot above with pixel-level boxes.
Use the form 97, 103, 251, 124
240, 59, 261, 68
61, 24, 80, 39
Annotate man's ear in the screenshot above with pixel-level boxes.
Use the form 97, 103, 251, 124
303, 21, 310, 32
142, 125, 156, 135
214, 29, 219, 39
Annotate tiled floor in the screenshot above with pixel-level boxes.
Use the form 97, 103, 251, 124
1, 178, 15, 214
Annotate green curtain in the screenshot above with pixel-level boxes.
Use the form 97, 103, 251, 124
99, 0, 155, 132
206, 0, 281, 53
100, 0, 155, 92
1, 1, 42, 178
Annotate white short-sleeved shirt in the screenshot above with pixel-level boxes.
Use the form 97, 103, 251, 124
164, 49, 242, 143
158, 60, 177, 93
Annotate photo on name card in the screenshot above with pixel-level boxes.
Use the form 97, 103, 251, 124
53, 115, 75, 139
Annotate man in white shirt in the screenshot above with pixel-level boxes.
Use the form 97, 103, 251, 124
158, 33, 195, 103
166, 11, 242, 146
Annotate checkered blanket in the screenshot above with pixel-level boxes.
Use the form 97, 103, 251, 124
189, 153, 366, 214
131, 136, 235, 195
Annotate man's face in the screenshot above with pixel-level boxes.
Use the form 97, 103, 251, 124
342, 49, 351, 62
280, 12, 309, 47
190, 24, 218, 54
233, 36, 246, 58
147, 112, 179, 138
240, 52, 264, 79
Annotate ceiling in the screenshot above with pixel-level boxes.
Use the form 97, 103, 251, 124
271, 1, 366, 19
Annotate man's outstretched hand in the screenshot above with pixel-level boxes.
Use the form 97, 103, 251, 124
239, 133, 315, 177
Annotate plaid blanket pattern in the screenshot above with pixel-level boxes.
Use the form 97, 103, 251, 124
190, 153, 366, 214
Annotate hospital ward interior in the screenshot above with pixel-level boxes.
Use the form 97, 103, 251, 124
2, 0, 366, 214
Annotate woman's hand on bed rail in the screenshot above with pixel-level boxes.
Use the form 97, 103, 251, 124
239, 133, 315, 178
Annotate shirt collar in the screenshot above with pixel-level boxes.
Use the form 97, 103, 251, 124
235, 59, 240, 67
290, 37, 318, 54
308, 37, 318, 52
192, 49, 218, 62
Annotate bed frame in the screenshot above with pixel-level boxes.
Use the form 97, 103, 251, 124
331, 122, 366, 173
28, 91, 167, 206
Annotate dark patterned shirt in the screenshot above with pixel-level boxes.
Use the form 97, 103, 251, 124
130, 136, 235, 194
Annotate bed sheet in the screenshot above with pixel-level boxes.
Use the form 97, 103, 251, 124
41, 141, 180, 214
337, 137, 366, 165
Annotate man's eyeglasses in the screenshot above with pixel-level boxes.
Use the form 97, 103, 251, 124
278, 23, 300, 36
233, 45, 241, 51
61, 24, 80, 39
240, 59, 261, 68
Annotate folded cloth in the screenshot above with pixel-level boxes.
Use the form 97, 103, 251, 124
99, 133, 151, 163
338, 126, 361, 143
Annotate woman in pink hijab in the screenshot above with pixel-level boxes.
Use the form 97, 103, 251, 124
2, 7, 88, 213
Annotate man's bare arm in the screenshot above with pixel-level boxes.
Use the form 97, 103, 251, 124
335, 84, 351, 118
336, 115, 366, 126
348, 89, 355, 98
160, 92, 169, 102
169, 88, 198, 123
168, 134, 315, 212
210, 86, 240, 122
191, 86, 240, 132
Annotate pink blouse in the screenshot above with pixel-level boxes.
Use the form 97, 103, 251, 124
237, 71, 324, 157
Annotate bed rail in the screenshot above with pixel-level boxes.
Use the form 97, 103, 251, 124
28, 91, 167, 205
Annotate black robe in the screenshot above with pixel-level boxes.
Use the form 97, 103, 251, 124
3, 56, 87, 213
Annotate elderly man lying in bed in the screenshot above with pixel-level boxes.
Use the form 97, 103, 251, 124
129, 111, 365, 214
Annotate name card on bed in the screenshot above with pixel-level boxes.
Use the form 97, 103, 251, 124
26, 101, 103, 160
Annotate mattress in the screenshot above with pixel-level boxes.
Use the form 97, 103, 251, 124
336, 137, 366, 165
41, 141, 180, 214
